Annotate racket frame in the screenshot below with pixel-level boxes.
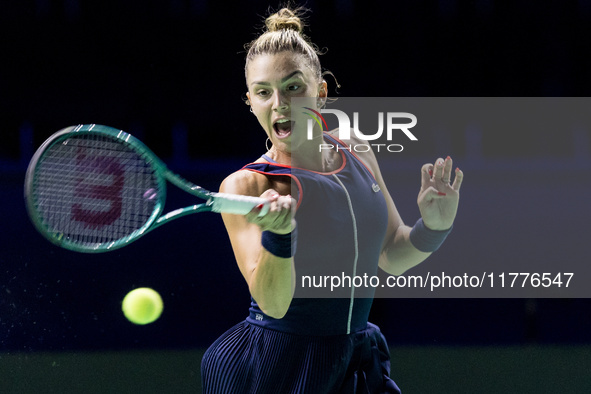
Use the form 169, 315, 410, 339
25, 124, 265, 253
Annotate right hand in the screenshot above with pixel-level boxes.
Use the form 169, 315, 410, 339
246, 189, 296, 234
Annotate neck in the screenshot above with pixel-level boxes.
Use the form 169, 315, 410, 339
268, 135, 338, 172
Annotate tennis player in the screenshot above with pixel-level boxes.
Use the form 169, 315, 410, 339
201, 6, 463, 393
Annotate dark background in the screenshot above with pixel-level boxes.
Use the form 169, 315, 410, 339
1, 0, 590, 361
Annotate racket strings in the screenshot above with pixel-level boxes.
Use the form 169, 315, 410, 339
33, 134, 160, 248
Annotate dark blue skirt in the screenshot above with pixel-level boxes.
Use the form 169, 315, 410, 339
201, 321, 401, 393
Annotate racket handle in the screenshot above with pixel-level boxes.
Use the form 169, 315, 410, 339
208, 193, 270, 216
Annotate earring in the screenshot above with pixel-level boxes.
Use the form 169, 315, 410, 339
250, 107, 254, 113
266, 138, 272, 151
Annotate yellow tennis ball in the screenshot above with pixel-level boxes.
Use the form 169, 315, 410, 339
122, 288, 163, 325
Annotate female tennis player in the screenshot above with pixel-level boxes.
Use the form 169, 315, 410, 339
201, 6, 463, 393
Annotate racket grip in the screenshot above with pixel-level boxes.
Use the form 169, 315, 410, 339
209, 193, 270, 216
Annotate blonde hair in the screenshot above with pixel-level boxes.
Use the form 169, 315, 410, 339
245, 7, 323, 81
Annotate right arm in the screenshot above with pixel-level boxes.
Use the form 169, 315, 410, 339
219, 170, 296, 319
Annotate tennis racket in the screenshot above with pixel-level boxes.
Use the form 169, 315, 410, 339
24, 124, 270, 253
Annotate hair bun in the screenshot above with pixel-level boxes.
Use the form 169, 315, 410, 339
265, 8, 304, 33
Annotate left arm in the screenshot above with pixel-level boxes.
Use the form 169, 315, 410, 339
361, 150, 463, 276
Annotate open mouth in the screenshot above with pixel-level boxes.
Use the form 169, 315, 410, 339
273, 118, 293, 139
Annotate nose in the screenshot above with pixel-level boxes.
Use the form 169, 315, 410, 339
272, 91, 289, 112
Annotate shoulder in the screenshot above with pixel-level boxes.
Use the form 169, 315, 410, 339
220, 169, 271, 197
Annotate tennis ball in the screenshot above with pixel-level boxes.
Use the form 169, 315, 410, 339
122, 287, 163, 325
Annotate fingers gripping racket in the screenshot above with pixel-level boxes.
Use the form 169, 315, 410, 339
25, 124, 269, 253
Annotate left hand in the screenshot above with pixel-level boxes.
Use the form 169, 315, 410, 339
417, 156, 463, 230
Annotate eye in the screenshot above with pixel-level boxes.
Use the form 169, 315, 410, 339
287, 84, 300, 92
256, 89, 270, 97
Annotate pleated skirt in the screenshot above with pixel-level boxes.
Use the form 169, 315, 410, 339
201, 321, 401, 394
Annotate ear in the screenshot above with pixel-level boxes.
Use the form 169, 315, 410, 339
318, 80, 328, 98
246, 92, 251, 105
317, 80, 328, 109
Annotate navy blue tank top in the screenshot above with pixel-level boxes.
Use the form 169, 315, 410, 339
242, 134, 389, 336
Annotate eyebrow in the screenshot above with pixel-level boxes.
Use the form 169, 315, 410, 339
250, 70, 304, 87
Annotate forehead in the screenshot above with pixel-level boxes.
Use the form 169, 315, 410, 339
246, 51, 316, 86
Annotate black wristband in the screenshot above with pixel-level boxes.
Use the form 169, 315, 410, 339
409, 218, 452, 253
261, 226, 297, 258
